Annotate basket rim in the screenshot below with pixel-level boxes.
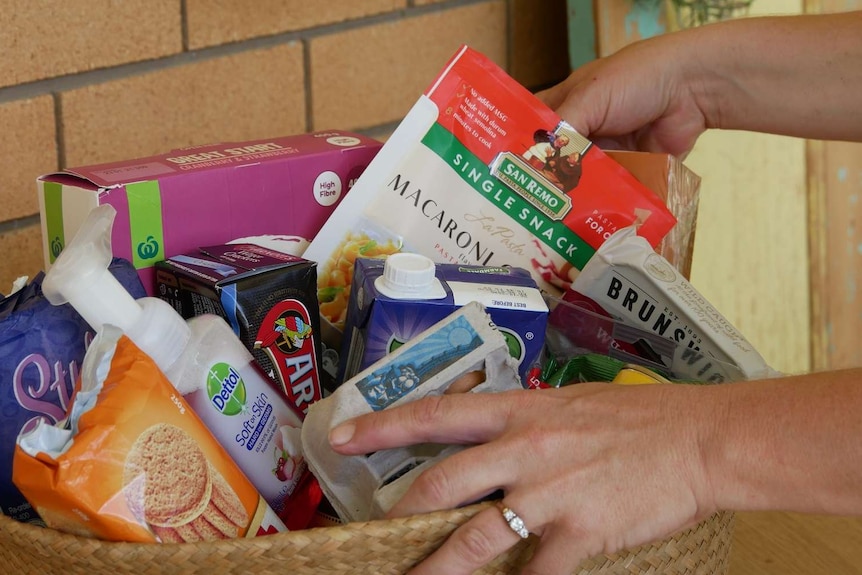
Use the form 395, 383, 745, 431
0, 501, 489, 550
1, 504, 735, 575
1, 502, 734, 554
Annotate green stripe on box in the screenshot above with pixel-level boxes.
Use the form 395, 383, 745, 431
125, 180, 165, 269
421, 123, 594, 270
43, 181, 65, 263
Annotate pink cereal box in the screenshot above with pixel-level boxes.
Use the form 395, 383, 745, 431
37, 131, 382, 295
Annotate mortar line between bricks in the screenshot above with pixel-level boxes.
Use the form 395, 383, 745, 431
356, 119, 403, 139
505, 0, 514, 74
53, 93, 66, 170
303, 38, 313, 133
0, 214, 40, 235
180, 0, 190, 52
0, 0, 493, 105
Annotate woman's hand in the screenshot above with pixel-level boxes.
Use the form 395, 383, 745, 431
538, 12, 862, 153
536, 32, 711, 159
329, 383, 719, 575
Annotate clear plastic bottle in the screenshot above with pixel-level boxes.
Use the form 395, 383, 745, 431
42, 205, 306, 522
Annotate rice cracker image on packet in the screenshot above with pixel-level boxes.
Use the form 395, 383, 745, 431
13, 325, 287, 543
303, 45, 676, 335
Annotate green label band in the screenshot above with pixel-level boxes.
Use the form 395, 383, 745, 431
125, 180, 165, 269
43, 181, 65, 263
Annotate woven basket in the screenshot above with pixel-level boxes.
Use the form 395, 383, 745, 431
1, 502, 733, 574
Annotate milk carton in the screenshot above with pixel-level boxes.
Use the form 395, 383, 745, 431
338, 254, 548, 386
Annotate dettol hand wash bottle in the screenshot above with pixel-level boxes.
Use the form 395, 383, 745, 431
42, 205, 318, 529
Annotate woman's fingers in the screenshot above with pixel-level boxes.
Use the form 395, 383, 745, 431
407, 495, 595, 575
407, 505, 528, 575
324, 382, 713, 575
386, 440, 517, 517
535, 35, 709, 157
329, 391, 523, 455
534, 71, 581, 111
520, 527, 592, 575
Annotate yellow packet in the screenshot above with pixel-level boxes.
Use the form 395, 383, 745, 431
13, 325, 286, 542
611, 364, 672, 385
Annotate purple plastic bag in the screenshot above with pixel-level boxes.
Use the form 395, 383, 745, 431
0, 258, 145, 524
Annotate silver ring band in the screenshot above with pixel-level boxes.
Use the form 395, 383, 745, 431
497, 502, 530, 539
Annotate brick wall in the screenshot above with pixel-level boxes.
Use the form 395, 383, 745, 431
0, 0, 570, 290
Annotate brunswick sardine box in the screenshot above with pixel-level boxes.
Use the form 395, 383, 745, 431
155, 243, 324, 418
37, 131, 382, 295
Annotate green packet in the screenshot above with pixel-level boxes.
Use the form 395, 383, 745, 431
544, 353, 626, 387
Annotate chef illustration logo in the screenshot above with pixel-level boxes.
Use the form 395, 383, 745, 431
262, 311, 313, 354
255, 300, 322, 414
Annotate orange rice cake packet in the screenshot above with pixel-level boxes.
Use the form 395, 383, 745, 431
13, 325, 287, 543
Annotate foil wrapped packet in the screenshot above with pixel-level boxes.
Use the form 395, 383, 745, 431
301, 302, 522, 522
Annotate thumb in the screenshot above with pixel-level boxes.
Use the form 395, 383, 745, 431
536, 61, 612, 140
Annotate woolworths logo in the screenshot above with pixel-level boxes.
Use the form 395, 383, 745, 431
491, 152, 572, 221
207, 363, 247, 415
136, 236, 160, 260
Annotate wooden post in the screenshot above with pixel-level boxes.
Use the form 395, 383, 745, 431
592, 0, 667, 55
805, 0, 862, 371
566, 0, 597, 69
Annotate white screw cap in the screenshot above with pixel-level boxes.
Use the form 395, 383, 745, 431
374, 253, 446, 300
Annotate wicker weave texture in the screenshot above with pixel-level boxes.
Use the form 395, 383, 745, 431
0, 503, 734, 575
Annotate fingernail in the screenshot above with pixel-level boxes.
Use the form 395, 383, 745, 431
329, 422, 355, 447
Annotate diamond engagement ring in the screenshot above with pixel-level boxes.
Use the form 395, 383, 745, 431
497, 502, 530, 539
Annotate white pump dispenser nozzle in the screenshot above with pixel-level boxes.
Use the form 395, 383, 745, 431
42, 205, 190, 372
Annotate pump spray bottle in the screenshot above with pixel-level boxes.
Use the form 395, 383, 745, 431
42, 205, 310, 527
